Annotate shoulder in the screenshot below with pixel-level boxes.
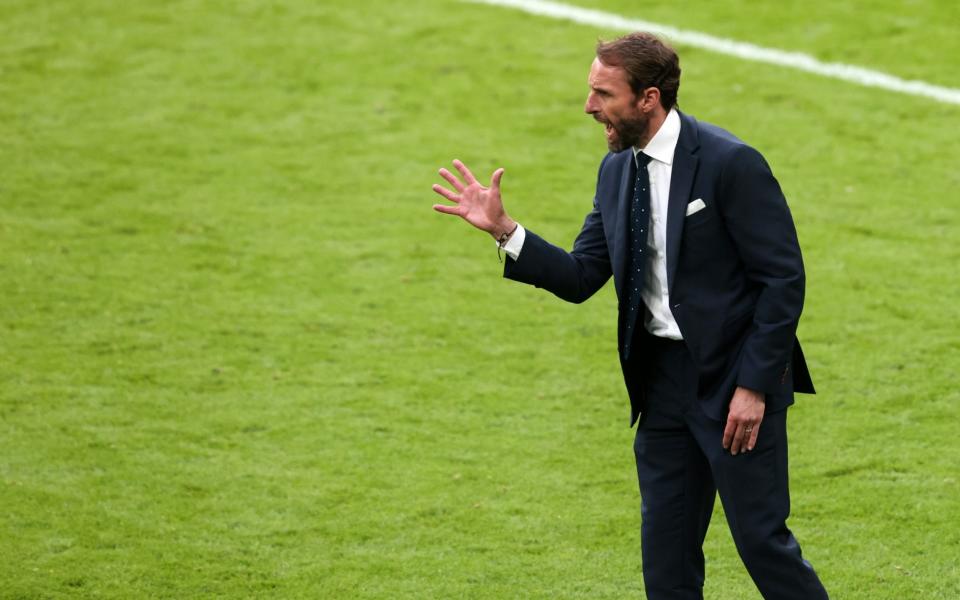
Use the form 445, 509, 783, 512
682, 114, 772, 183
690, 116, 762, 162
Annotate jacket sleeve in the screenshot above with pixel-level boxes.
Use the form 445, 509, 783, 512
719, 145, 805, 395
502, 157, 613, 304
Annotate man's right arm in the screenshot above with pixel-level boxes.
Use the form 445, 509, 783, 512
503, 196, 611, 304
431, 158, 612, 304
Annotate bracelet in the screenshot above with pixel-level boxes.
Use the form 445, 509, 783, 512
496, 223, 519, 263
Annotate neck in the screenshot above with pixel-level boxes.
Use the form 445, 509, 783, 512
637, 108, 669, 149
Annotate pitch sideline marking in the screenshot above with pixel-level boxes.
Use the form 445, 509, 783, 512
465, 0, 960, 106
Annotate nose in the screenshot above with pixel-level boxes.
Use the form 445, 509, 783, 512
584, 91, 598, 115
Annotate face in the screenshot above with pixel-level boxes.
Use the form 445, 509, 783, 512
584, 58, 649, 152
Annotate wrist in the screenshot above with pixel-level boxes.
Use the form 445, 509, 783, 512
490, 217, 517, 241
735, 386, 766, 403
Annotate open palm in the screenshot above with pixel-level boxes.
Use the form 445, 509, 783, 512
432, 159, 512, 238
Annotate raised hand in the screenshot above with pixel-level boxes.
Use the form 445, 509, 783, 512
432, 159, 516, 240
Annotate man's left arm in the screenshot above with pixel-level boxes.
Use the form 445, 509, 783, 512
721, 144, 805, 393
719, 144, 806, 453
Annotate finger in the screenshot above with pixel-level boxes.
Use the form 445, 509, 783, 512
722, 419, 737, 450
746, 422, 761, 452
431, 184, 460, 203
452, 159, 478, 185
730, 422, 747, 455
490, 167, 504, 193
439, 168, 465, 193
432, 203, 463, 216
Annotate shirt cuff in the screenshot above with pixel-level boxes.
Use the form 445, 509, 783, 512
496, 224, 526, 260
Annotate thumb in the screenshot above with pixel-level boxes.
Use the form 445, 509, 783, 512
490, 167, 505, 193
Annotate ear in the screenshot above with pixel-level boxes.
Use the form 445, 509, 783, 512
637, 86, 661, 113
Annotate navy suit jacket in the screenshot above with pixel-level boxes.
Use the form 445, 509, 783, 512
504, 112, 814, 425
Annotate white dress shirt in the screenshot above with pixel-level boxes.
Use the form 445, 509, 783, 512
501, 109, 683, 340
635, 109, 682, 339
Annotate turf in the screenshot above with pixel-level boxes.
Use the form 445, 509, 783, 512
1, 0, 958, 597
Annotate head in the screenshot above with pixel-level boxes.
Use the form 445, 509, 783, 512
584, 32, 681, 152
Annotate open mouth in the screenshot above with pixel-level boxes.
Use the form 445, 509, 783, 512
594, 114, 617, 145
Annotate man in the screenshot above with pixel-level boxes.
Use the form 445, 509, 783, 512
431, 32, 828, 600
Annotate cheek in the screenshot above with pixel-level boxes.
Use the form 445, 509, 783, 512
606, 102, 629, 120
606, 109, 625, 126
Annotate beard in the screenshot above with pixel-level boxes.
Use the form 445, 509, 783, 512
600, 112, 649, 153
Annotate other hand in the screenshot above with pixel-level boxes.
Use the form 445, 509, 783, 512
432, 159, 515, 240
722, 386, 765, 455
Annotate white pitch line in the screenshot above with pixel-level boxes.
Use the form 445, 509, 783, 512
466, 0, 960, 106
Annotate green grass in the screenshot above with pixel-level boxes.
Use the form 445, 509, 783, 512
1, 0, 959, 597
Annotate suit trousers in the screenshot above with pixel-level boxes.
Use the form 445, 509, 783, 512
632, 334, 828, 600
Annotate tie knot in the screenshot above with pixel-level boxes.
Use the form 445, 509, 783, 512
636, 151, 652, 168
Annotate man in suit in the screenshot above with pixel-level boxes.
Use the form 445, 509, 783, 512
431, 32, 829, 600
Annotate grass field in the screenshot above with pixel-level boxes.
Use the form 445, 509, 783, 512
2, 0, 959, 597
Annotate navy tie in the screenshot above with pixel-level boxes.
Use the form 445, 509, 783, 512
623, 152, 652, 359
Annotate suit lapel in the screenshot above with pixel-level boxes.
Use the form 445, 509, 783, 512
612, 151, 636, 299
666, 113, 700, 293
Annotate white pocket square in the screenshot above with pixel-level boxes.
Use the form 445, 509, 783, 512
686, 198, 706, 216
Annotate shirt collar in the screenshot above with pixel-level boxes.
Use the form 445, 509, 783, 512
634, 108, 680, 166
